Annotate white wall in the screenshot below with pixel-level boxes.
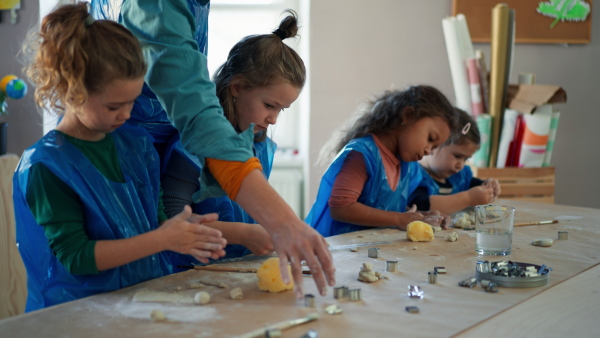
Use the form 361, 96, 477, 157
306, 0, 600, 212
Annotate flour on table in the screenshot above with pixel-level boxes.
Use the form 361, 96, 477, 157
133, 290, 194, 304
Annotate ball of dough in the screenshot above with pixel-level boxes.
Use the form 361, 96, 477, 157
229, 287, 244, 300
406, 221, 434, 242
453, 212, 472, 228
446, 231, 458, 242
194, 291, 211, 305
150, 309, 166, 322
257, 257, 294, 293
532, 238, 553, 247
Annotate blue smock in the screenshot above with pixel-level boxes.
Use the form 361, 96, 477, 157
13, 125, 170, 311
170, 137, 276, 263
417, 165, 474, 195
305, 135, 422, 237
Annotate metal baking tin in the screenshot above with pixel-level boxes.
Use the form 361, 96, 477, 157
475, 261, 549, 288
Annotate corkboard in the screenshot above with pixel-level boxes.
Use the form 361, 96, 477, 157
452, 0, 592, 44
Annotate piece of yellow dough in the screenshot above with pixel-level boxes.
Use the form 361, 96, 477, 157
406, 221, 434, 242
257, 257, 294, 293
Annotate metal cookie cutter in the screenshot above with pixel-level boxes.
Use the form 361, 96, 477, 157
304, 293, 315, 307
484, 282, 499, 293
299, 329, 319, 338
368, 247, 381, 258
558, 231, 568, 240
333, 286, 348, 299
458, 277, 477, 288
476, 260, 491, 274
407, 285, 424, 299
348, 288, 362, 301
405, 306, 420, 313
428, 271, 437, 284
434, 266, 446, 274
386, 260, 398, 272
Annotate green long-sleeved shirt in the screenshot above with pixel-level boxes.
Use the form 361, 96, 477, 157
120, 0, 256, 201
26, 131, 167, 275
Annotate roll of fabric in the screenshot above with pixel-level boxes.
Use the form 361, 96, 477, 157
471, 114, 492, 168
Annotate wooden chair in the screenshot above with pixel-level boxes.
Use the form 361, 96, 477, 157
0, 154, 27, 318
471, 166, 555, 204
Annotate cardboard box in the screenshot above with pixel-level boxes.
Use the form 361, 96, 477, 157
505, 84, 567, 114
472, 166, 555, 204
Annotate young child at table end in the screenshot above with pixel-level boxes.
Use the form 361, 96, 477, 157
410, 108, 501, 215
306, 85, 458, 237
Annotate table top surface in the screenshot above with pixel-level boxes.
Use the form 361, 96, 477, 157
1, 200, 599, 338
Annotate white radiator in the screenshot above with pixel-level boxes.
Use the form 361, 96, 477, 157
269, 166, 304, 219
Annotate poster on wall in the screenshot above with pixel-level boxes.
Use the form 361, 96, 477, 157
452, 0, 592, 44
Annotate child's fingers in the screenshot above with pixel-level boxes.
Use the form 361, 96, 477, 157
189, 212, 219, 224
169, 205, 193, 223
192, 224, 223, 238
194, 239, 226, 251
407, 204, 417, 212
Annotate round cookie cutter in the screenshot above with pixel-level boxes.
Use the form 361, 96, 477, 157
475, 261, 549, 288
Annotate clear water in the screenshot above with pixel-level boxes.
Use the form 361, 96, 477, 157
476, 228, 512, 255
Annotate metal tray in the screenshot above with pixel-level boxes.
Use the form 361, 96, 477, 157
475, 262, 549, 288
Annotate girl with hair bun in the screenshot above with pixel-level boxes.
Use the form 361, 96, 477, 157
164, 9, 307, 264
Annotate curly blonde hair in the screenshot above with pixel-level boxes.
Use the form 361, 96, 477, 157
23, 2, 146, 114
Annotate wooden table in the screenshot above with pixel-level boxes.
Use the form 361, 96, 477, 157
1, 200, 598, 337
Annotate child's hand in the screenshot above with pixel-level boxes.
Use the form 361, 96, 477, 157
396, 205, 425, 231
241, 224, 274, 256
159, 206, 227, 263
421, 209, 451, 230
483, 178, 501, 199
468, 186, 495, 206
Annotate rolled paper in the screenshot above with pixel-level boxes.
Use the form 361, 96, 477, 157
488, 4, 514, 167
519, 104, 552, 168
472, 114, 492, 168
518, 73, 536, 85
442, 16, 472, 115
467, 57, 484, 117
475, 50, 489, 114
542, 111, 560, 167
496, 109, 520, 168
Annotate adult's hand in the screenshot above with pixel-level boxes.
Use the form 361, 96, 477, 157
235, 170, 336, 298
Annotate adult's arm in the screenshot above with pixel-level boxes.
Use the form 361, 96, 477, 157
121, 0, 254, 163
121, 0, 335, 296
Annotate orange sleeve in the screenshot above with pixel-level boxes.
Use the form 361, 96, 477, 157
205, 157, 263, 201
328, 151, 368, 208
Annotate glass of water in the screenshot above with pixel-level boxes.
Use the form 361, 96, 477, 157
475, 205, 515, 256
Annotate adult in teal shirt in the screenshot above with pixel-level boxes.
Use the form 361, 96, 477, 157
92, 0, 335, 297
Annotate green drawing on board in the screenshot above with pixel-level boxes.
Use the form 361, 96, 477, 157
537, 0, 591, 28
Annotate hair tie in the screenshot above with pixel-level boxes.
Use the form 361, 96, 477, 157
272, 28, 286, 40
462, 122, 471, 135
84, 2, 94, 26
84, 14, 95, 26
